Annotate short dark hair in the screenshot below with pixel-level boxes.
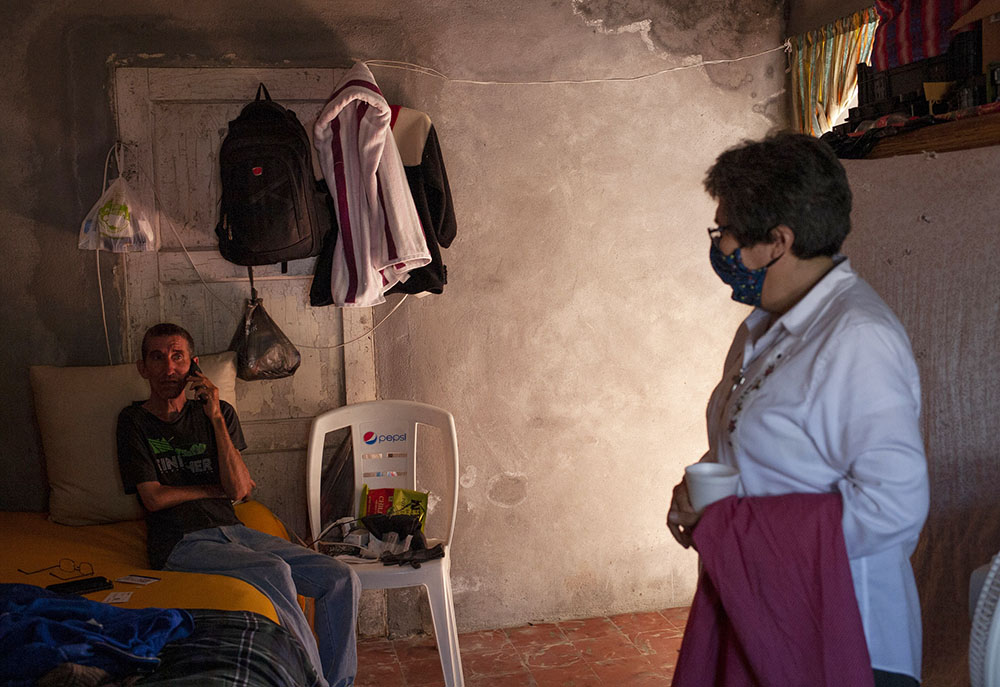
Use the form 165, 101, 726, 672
703, 132, 852, 258
141, 323, 195, 361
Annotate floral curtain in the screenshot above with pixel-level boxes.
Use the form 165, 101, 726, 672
790, 6, 880, 136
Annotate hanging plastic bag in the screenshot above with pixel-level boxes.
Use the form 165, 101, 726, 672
228, 291, 301, 381
79, 144, 158, 253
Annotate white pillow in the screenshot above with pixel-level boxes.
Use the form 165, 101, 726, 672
30, 351, 237, 526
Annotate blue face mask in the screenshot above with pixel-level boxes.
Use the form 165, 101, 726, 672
709, 243, 781, 306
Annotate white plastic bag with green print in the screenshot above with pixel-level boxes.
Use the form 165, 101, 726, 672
78, 144, 158, 253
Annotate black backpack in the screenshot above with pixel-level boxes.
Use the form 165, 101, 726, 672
215, 84, 328, 268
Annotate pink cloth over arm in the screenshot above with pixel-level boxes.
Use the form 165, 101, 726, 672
673, 493, 874, 687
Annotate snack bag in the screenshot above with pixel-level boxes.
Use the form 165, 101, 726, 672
359, 485, 429, 531
390, 488, 429, 531
360, 485, 395, 518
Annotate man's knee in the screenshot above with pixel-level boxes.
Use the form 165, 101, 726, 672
319, 557, 361, 599
246, 553, 297, 589
344, 565, 361, 600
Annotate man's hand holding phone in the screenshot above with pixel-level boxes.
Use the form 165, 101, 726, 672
186, 356, 255, 502
186, 358, 221, 418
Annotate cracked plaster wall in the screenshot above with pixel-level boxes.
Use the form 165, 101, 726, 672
1, 0, 785, 633
372, 0, 787, 632
787, 0, 874, 35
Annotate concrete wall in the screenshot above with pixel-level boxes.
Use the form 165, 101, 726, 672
0, 0, 785, 634
787, 0, 873, 35
374, 2, 788, 632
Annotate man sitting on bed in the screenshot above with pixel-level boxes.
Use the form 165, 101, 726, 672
116, 322, 360, 687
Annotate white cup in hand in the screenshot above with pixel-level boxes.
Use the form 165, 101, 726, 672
684, 462, 740, 513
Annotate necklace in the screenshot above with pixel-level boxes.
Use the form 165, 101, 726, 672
730, 369, 746, 393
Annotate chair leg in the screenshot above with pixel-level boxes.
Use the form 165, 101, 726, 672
426, 562, 464, 687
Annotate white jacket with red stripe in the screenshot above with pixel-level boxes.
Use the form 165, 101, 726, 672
312, 62, 430, 307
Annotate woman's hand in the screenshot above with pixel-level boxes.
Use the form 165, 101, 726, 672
667, 478, 700, 548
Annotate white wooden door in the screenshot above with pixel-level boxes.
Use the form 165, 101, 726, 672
113, 68, 376, 531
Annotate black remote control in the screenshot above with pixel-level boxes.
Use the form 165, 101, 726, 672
46, 576, 113, 595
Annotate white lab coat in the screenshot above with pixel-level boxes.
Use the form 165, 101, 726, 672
705, 256, 929, 680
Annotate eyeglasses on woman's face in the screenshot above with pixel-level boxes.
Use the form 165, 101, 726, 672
707, 225, 738, 249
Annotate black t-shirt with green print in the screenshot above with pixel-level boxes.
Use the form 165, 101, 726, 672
116, 399, 247, 569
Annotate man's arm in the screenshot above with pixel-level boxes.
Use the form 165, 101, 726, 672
191, 370, 256, 502
135, 482, 228, 511
211, 411, 256, 502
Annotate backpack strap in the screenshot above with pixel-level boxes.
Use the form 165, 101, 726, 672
247, 265, 258, 300
255, 83, 272, 102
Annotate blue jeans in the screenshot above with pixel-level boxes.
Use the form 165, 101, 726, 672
164, 525, 360, 687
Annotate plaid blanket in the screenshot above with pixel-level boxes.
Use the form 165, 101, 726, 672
134, 609, 320, 687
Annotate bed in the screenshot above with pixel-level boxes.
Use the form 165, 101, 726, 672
0, 502, 285, 621
0, 351, 318, 685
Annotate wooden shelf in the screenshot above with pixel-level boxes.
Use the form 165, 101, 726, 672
867, 110, 1000, 158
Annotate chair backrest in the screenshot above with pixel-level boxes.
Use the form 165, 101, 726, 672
971, 552, 1000, 687
306, 400, 459, 547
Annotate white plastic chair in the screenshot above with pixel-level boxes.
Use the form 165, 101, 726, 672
971, 553, 1000, 687
306, 400, 464, 687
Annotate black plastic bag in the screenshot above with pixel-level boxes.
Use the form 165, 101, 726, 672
360, 514, 427, 550
228, 295, 301, 381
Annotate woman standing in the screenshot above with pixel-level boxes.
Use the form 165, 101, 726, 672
667, 133, 929, 686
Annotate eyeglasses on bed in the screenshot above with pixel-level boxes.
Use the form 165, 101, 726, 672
17, 557, 95, 580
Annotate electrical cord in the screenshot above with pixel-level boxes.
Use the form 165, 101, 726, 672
362, 41, 791, 85
94, 143, 123, 365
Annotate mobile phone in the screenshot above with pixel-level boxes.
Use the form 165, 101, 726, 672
46, 576, 114, 595
185, 359, 208, 404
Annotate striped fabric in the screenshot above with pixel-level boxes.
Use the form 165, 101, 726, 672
791, 6, 880, 135
313, 63, 430, 307
872, 0, 976, 69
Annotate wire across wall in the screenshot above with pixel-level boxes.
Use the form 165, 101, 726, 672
98, 39, 794, 364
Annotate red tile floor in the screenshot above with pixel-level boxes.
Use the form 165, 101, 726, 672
355, 606, 689, 686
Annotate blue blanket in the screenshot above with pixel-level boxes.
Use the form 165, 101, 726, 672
0, 583, 193, 685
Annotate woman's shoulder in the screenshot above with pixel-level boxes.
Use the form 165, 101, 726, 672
824, 276, 908, 337
810, 279, 917, 378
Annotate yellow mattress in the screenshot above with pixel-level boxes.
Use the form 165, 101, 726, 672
0, 502, 282, 623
